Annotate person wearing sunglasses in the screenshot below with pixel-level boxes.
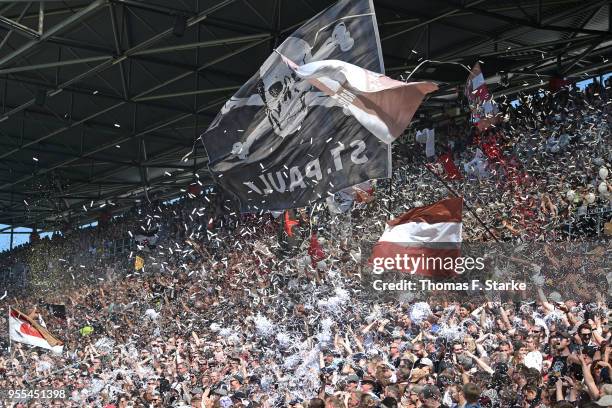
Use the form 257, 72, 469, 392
576, 323, 596, 347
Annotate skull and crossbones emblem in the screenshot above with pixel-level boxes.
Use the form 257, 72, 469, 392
209, 23, 355, 162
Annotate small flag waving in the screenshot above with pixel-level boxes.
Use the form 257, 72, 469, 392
465, 62, 499, 130
370, 197, 463, 278
278, 209, 302, 254
283, 210, 300, 237
437, 153, 463, 180
134, 256, 145, 271
308, 233, 326, 266
9, 308, 64, 353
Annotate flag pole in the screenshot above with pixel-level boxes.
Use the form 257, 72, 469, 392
387, 169, 394, 218
7, 305, 11, 353
422, 164, 500, 242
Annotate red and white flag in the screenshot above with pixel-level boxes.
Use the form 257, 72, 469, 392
465, 62, 499, 130
9, 308, 64, 353
370, 197, 463, 278
279, 55, 438, 144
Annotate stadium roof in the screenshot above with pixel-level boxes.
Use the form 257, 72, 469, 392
0, 0, 611, 231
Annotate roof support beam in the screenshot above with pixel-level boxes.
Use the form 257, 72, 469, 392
37, 1, 44, 34
376, 2, 523, 48
381, 0, 487, 42
0, 0, 254, 132
0, 75, 195, 116
132, 85, 241, 102
380, 0, 586, 22
448, 2, 611, 36
0, 56, 112, 75
387, 0, 610, 72
132, 33, 272, 56
0, 3, 32, 53
0, 103, 196, 147
0, 12, 39, 40
132, 37, 268, 100
0, 0, 107, 67
0, 96, 225, 192
109, 3, 129, 100
562, 39, 605, 74
480, 34, 602, 57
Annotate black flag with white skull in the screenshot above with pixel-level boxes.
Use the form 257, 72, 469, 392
201, 0, 389, 212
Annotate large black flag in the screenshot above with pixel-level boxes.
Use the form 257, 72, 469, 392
201, 0, 389, 212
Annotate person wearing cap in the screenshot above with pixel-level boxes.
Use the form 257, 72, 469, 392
418, 357, 434, 371
346, 374, 360, 392
548, 331, 573, 380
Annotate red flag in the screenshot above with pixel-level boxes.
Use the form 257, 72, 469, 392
549, 76, 569, 92
438, 153, 463, 180
284, 210, 299, 237
308, 233, 326, 266
481, 135, 503, 161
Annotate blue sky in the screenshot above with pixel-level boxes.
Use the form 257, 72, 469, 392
0, 226, 34, 252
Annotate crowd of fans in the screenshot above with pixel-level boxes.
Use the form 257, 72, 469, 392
0, 79, 610, 408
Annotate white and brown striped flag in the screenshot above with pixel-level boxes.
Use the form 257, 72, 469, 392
370, 197, 463, 278
279, 55, 438, 144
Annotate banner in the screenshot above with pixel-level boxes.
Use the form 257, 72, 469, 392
201, 0, 391, 212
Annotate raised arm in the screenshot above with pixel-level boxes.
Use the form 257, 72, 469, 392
537, 287, 555, 313
464, 350, 494, 375
580, 355, 600, 399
